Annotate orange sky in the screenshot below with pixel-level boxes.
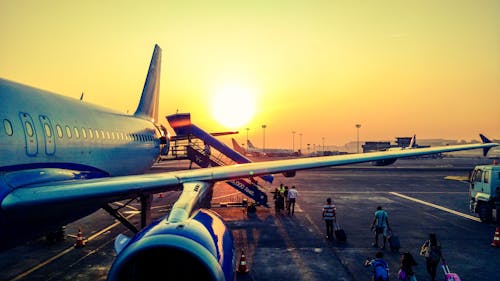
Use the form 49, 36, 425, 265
1, 1, 499, 149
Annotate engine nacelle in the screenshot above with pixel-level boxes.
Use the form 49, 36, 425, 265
371, 158, 397, 166
108, 209, 234, 281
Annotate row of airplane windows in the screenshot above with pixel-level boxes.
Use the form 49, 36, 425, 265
2, 119, 155, 142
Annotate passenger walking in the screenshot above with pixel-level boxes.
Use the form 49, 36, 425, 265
370, 206, 391, 248
322, 198, 336, 239
419, 233, 442, 281
272, 188, 281, 215
284, 186, 289, 212
287, 186, 298, 215
397, 252, 417, 281
364, 251, 389, 281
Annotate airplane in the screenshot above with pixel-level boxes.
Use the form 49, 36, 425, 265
0, 45, 498, 281
232, 138, 299, 157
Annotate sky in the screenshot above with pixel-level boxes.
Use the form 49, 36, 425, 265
1, 1, 499, 150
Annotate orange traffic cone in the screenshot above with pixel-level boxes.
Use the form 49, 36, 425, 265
491, 227, 500, 247
237, 250, 249, 274
158, 193, 164, 198
74, 227, 86, 248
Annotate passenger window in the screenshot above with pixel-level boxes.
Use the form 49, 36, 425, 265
100, 130, 105, 139
88, 128, 93, 139
484, 171, 489, 183
81, 127, 87, 139
3, 119, 13, 136
111, 132, 115, 140
95, 130, 99, 139
44, 123, 52, 137
120, 132, 124, 140
25, 121, 34, 137
106, 131, 111, 140
74, 127, 80, 139
56, 125, 63, 138
65, 126, 72, 138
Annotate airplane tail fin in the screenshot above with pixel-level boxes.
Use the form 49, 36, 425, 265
407, 134, 416, 148
134, 44, 162, 123
247, 140, 256, 149
232, 138, 246, 154
479, 134, 493, 156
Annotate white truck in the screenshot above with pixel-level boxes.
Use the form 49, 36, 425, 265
469, 164, 500, 222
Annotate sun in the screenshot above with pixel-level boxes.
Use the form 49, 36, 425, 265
211, 84, 256, 129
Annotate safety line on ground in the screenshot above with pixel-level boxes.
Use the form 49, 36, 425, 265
10, 213, 136, 281
300, 191, 466, 194
212, 192, 241, 200
389, 192, 481, 222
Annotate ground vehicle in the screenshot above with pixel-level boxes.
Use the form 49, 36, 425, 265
469, 163, 500, 222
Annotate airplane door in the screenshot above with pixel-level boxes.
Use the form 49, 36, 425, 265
19, 112, 38, 156
39, 115, 55, 155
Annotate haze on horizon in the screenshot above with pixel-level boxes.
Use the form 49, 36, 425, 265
1, 1, 499, 149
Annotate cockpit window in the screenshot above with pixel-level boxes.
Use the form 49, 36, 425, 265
3, 119, 13, 136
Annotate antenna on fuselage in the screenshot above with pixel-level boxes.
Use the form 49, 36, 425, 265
80, 92, 84, 101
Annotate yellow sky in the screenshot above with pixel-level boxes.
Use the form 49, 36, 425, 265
1, 1, 499, 148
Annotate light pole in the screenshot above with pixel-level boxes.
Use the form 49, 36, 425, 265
245, 128, 249, 147
262, 125, 267, 154
322, 137, 325, 153
299, 133, 302, 153
355, 124, 361, 153
292, 131, 296, 151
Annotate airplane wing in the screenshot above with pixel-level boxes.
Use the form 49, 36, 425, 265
3, 140, 497, 212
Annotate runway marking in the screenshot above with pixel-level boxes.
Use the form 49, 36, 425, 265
300, 191, 466, 194
389, 192, 481, 222
10, 213, 136, 281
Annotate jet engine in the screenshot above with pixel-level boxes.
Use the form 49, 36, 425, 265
371, 158, 397, 166
107, 209, 234, 281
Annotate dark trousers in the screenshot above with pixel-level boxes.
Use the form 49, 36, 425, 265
288, 198, 296, 215
325, 220, 333, 238
426, 260, 439, 281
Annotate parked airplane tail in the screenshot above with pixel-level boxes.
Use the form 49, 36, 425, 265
231, 138, 246, 154
134, 44, 162, 123
247, 140, 256, 149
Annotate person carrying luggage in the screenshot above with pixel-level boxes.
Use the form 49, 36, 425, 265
364, 251, 389, 281
420, 233, 442, 281
322, 197, 336, 239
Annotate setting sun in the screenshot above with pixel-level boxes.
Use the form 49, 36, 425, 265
211, 84, 256, 129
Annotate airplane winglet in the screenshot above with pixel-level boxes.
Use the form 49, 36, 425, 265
407, 134, 416, 149
479, 133, 493, 156
134, 44, 162, 123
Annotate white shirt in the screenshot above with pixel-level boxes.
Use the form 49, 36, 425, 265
287, 188, 298, 199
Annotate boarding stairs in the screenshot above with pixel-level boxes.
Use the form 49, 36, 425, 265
166, 113, 272, 206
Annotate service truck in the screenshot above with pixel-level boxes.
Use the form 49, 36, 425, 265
469, 164, 500, 222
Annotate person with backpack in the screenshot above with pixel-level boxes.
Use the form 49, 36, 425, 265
364, 251, 389, 281
419, 233, 442, 281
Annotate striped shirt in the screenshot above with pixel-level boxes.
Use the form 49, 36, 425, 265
323, 204, 336, 220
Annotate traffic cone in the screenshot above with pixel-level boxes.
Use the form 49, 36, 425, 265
74, 227, 86, 248
237, 250, 249, 274
491, 227, 500, 247
158, 193, 164, 198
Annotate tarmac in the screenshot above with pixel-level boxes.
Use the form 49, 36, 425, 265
1, 156, 499, 281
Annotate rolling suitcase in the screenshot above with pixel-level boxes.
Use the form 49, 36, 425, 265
334, 222, 347, 242
442, 260, 461, 281
387, 231, 400, 252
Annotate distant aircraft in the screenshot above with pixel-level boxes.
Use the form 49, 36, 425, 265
231, 138, 298, 157
0, 45, 497, 281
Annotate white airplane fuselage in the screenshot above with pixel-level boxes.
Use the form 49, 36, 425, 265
0, 78, 162, 177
